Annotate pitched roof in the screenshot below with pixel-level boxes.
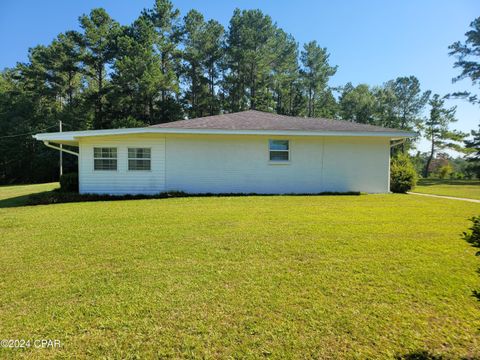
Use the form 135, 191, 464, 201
150, 110, 411, 134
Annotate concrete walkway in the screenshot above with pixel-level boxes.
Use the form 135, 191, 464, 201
407, 192, 480, 203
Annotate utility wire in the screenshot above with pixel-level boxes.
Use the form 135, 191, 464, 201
0, 122, 74, 140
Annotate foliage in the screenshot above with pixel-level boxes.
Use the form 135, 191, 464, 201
339, 83, 376, 124
59, 173, 79, 192
462, 215, 480, 301
462, 216, 480, 254
448, 17, 480, 105
437, 164, 454, 179
423, 94, 466, 177
0, 184, 479, 358
300, 41, 337, 117
464, 124, 480, 177
390, 153, 418, 193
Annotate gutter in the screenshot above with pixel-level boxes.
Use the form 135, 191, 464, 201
34, 128, 418, 142
43, 141, 79, 157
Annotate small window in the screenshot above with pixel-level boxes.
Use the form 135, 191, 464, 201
128, 148, 151, 171
269, 140, 289, 161
94, 147, 117, 170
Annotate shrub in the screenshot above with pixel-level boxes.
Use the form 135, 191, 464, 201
59, 173, 79, 192
463, 216, 480, 255
437, 164, 453, 179
390, 153, 418, 193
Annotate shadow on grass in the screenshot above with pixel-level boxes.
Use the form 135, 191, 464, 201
0, 193, 45, 209
395, 350, 445, 360
0, 190, 363, 208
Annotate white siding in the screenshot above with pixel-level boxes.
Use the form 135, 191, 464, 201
164, 135, 390, 194
321, 137, 390, 193
77, 134, 390, 195
78, 135, 165, 195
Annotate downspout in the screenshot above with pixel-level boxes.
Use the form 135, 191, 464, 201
43, 141, 79, 157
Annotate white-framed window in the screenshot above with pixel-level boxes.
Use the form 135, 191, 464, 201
128, 148, 151, 171
94, 147, 117, 170
269, 140, 289, 162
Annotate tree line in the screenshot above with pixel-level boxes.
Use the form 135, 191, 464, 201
0, 0, 477, 183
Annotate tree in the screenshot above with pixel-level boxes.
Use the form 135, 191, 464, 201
143, 0, 183, 122
383, 76, 430, 130
423, 94, 466, 177
223, 9, 278, 111
271, 29, 300, 115
339, 83, 376, 124
78, 8, 120, 129
465, 124, 480, 177
109, 15, 163, 125
300, 41, 337, 117
381, 76, 430, 152
201, 20, 224, 116
449, 17, 480, 105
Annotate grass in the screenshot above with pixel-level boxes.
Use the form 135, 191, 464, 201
0, 184, 479, 358
0, 182, 58, 208
413, 179, 480, 200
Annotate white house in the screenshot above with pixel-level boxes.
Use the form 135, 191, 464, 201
33, 110, 415, 195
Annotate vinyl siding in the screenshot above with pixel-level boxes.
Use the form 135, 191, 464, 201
77, 134, 390, 195
164, 134, 389, 194
78, 135, 165, 195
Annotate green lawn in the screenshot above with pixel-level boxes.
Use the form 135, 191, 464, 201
0, 185, 479, 359
413, 179, 480, 200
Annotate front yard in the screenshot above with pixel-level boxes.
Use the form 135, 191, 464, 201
0, 185, 479, 358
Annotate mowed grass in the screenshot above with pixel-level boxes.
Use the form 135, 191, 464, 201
0, 186, 479, 358
414, 179, 480, 200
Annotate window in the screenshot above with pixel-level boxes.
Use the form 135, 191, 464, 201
269, 140, 289, 161
94, 147, 117, 170
128, 148, 151, 171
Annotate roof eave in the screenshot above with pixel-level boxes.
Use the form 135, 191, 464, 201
33, 127, 417, 142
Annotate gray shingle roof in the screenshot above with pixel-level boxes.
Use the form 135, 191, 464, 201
149, 110, 411, 134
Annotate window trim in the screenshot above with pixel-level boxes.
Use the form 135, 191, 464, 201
93, 147, 118, 171
128, 147, 152, 171
268, 139, 290, 164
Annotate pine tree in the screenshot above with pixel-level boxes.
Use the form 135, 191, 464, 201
300, 41, 337, 117
78, 8, 120, 129
424, 94, 466, 177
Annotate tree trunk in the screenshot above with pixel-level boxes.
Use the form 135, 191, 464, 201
308, 87, 312, 117
67, 70, 73, 106
250, 63, 255, 110
209, 66, 215, 116
423, 136, 435, 178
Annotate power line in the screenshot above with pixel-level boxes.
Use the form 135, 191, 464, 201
0, 122, 74, 140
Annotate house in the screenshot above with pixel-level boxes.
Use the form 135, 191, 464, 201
33, 110, 415, 195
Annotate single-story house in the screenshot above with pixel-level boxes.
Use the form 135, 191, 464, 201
33, 110, 415, 195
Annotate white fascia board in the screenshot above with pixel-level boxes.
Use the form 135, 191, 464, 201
33, 127, 417, 141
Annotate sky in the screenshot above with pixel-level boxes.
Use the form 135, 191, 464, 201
0, 0, 478, 153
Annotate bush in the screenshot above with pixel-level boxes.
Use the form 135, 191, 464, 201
390, 153, 418, 193
437, 164, 453, 179
59, 173, 79, 192
463, 216, 480, 254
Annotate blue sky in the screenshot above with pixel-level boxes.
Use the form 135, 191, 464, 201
0, 0, 478, 152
